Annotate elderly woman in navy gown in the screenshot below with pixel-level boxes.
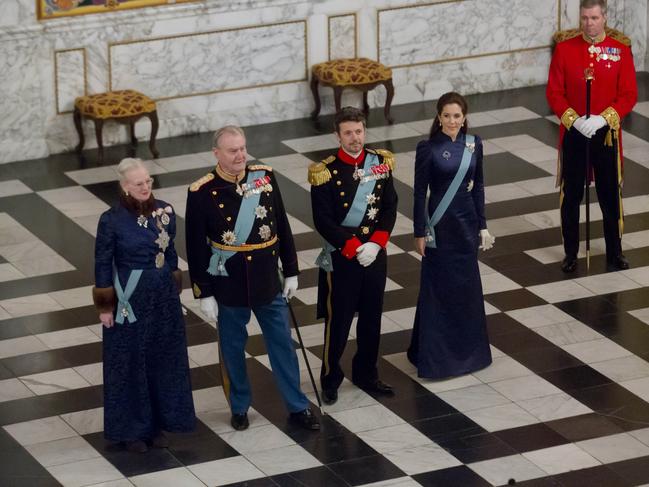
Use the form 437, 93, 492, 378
92, 158, 195, 452
407, 92, 495, 379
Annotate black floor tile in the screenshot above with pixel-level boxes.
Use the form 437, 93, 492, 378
437, 432, 517, 463
225, 478, 278, 487
495, 423, 567, 453
551, 464, 632, 487
509, 347, 583, 374
545, 413, 625, 442
299, 432, 376, 465
540, 365, 612, 392
272, 466, 349, 487
569, 383, 648, 417
326, 454, 404, 486
166, 421, 238, 466
2, 350, 73, 377
385, 393, 457, 423
607, 455, 649, 485
0, 429, 61, 487
413, 465, 492, 487
185, 323, 219, 346
0, 362, 14, 380
485, 288, 548, 312
413, 413, 485, 443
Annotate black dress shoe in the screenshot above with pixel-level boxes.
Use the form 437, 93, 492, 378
561, 256, 578, 273
322, 388, 338, 405
231, 413, 249, 431
125, 440, 148, 453
354, 379, 395, 396
607, 254, 629, 271
289, 408, 320, 430
151, 432, 169, 448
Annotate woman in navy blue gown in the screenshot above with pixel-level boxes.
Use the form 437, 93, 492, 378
407, 92, 495, 379
93, 158, 195, 452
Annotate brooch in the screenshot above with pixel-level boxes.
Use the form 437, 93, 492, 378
137, 215, 148, 228
442, 150, 451, 160
466, 143, 475, 153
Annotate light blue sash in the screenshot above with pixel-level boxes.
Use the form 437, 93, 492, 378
426, 134, 475, 249
207, 170, 265, 277
114, 269, 143, 324
316, 153, 381, 271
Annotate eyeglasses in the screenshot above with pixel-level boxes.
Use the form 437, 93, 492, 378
129, 177, 154, 189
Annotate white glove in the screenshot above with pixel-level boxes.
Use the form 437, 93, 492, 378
282, 275, 298, 300
479, 229, 495, 251
572, 116, 592, 138
200, 297, 218, 322
356, 242, 381, 267
581, 115, 607, 137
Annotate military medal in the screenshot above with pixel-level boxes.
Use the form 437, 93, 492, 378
254, 205, 268, 220
155, 252, 165, 269
155, 229, 170, 252
137, 215, 148, 228
465, 142, 475, 153
161, 213, 170, 225
366, 193, 377, 205
222, 230, 237, 245
121, 307, 129, 318
258, 225, 271, 241
367, 207, 379, 220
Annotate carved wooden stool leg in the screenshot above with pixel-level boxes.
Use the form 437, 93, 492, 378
333, 86, 343, 114
73, 107, 85, 153
147, 111, 160, 159
310, 76, 321, 120
383, 78, 395, 124
93, 118, 104, 163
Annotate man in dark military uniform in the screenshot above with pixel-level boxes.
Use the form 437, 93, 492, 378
185, 125, 319, 431
547, 0, 637, 273
309, 107, 398, 405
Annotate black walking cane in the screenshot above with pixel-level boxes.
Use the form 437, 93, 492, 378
584, 67, 595, 271
286, 298, 324, 415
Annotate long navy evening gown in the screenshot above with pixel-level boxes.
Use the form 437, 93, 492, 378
95, 199, 195, 442
408, 131, 492, 379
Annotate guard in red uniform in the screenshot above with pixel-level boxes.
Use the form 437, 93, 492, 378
546, 0, 637, 272
309, 107, 398, 405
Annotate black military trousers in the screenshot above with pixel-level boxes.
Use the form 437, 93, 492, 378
561, 127, 622, 260
319, 249, 387, 392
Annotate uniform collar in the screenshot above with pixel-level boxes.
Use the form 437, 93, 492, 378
582, 31, 606, 44
215, 163, 245, 183
337, 147, 365, 166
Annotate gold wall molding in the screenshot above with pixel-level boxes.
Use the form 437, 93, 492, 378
37, 0, 199, 21
54, 47, 87, 115
377, 0, 561, 69
328, 13, 358, 60
107, 20, 308, 102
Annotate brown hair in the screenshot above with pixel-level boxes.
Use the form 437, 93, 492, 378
334, 106, 366, 133
580, 0, 607, 14
429, 92, 469, 139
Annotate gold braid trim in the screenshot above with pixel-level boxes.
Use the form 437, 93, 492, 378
601, 106, 620, 130
192, 283, 202, 298
308, 157, 334, 186
248, 164, 273, 172
372, 148, 395, 170
190, 172, 215, 192
560, 108, 579, 129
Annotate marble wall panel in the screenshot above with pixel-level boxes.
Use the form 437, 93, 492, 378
55, 49, 86, 114
378, 0, 560, 68
329, 14, 356, 59
109, 20, 307, 100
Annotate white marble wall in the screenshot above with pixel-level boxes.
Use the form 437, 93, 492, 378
0, 0, 646, 164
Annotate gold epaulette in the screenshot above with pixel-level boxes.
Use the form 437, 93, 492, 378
248, 164, 273, 172
308, 160, 332, 186
372, 148, 395, 171
189, 172, 215, 192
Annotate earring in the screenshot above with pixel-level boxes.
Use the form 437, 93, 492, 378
124, 190, 129, 196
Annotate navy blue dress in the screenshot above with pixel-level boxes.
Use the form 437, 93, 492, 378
408, 132, 492, 379
95, 200, 195, 442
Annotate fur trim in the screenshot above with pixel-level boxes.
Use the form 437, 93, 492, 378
172, 269, 183, 294
92, 286, 116, 313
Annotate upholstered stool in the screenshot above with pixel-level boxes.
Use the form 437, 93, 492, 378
73, 89, 160, 163
310, 58, 395, 124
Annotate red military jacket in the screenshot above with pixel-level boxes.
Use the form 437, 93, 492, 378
546, 31, 637, 180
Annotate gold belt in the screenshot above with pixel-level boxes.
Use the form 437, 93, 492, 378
209, 235, 278, 252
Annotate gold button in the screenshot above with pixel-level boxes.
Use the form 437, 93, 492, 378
219, 203, 224, 208
246, 255, 252, 261
377, 184, 382, 189
361, 226, 369, 235
212, 191, 217, 195
336, 181, 342, 186
272, 250, 276, 255
343, 203, 349, 208
333, 169, 338, 175
269, 207, 273, 211
340, 191, 345, 196
226, 217, 232, 221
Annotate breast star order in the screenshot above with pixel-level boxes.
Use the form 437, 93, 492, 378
367, 207, 379, 220
221, 230, 237, 245
255, 205, 268, 220
366, 193, 377, 205
258, 225, 272, 241
154, 229, 170, 252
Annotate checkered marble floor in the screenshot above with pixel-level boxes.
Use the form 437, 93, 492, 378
1, 79, 649, 486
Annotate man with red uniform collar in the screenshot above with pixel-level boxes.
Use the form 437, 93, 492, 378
309, 107, 398, 404
546, 0, 637, 273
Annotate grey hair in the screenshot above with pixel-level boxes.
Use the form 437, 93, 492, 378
212, 125, 245, 149
116, 157, 146, 181
580, 0, 607, 14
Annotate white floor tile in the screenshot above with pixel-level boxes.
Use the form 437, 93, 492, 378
437, 384, 511, 412
490, 375, 562, 402
527, 280, 595, 303
590, 355, 649, 382
0, 241, 60, 263
220, 423, 295, 453
189, 456, 264, 486
533, 320, 602, 346
463, 403, 539, 431
472, 356, 532, 383
60, 407, 104, 435
356, 423, 432, 453
47, 457, 124, 487
245, 443, 321, 476
506, 304, 576, 328
0, 335, 48, 359
620, 376, 649, 402
469, 454, 545, 485
329, 404, 405, 433
4, 416, 78, 446
25, 436, 100, 467
20, 368, 91, 395
0, 378, 35, 402
0, 293, 65, 318
384, 443, 462, 475
573, 272, 642, 294
516, 392, 592, 422
481, 272, 522, 295
562, 338, 632, 364
37, 326, 101, 350
523, 443, 600, 475
130, 467, 205, 487
577, 432, 649, 463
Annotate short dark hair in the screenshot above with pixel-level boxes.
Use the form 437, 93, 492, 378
334, 107, 366, 133
580, 0, 607, 14
429, 91, 469, 139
